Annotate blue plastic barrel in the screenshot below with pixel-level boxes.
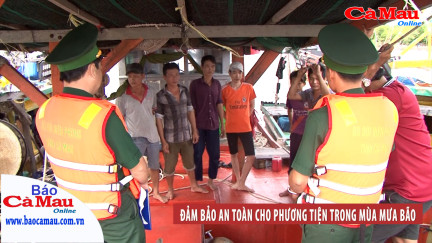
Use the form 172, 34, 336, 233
277, 116, 290, 132
19, 62, 39, 80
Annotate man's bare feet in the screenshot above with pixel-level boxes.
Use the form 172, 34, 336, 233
191, 185, 209, 193
279, 190, 291, 197
231, 183, 239, 190
236, 184, 254, 193
153, 193, 169, 203
208, 180, 217, 190
166, 190, 175, 200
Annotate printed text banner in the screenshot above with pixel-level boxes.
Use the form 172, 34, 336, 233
173, 203, 422, 225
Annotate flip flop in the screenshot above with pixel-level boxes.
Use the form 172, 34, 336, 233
218, 161, 226, 168
223, 162, 232, 168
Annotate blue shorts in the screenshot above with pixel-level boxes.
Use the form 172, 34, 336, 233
132, 137, 161, 170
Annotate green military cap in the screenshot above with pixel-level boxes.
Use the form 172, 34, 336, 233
318, 23, 378, 74
45, 23, 101, 72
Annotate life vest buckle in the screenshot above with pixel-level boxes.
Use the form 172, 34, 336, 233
110, 183, 122, 191
107, 204, 119, 215
379, 193, 386, 203
303, 194, 316, 204
309, 177, 320, 187
315, 166, 327, 176
108, 165, 118, 174
307, 177, 321, 196
302, 193, 334, 204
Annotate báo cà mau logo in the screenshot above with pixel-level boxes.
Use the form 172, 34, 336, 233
345, 7, 422, 26
2, 185, 74, 207
3, 195, 74, 207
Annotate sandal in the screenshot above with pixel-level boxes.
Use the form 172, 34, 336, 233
223, 162, 232, 168
218, 161, 226, 168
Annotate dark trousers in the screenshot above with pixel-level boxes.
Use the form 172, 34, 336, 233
289, 132, 304, 167
194, 128, 220, 181
302, 224, 373, 243
371, 191, 432, 242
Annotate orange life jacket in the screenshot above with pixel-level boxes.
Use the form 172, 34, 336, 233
301, 93, 398, 205
36, 94, 141, 220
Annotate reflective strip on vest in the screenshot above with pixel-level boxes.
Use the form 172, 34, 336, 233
308, 177, 384, 197
315, 161, 388, 175
35, 96, 131, 220
38, 100, 49, 119
55, 175, 133, 192
47, 153, 118, 173
308, 94, 398, 204
334, 99, 358, 126
78, 103, 102, 129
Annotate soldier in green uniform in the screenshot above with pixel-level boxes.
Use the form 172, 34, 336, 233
288, 23, 398, 243
38, 23, 148, 243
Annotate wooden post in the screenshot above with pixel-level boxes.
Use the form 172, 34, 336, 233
245, 50, 279, 85
49, 42, 63, 95
102, 39, 144, 74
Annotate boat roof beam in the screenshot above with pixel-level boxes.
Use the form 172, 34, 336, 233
266, 0, 308, 24
0, 25, 325, 44
47, 0, 102, 27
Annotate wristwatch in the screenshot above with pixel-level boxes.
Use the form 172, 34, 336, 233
362, 77, 371, 87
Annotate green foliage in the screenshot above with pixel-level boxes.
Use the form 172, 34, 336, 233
374, 22, 431, 46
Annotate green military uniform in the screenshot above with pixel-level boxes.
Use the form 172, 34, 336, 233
64, 87, 145, 243
291, 23, 380, 243
45, 23, 146, 243
292, 88, 374, 243
292, 87, 366, 176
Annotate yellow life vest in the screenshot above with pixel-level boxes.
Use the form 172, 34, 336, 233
36, 94, 140, 220
302, 93, 398, 205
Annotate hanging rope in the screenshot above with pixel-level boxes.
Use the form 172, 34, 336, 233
0, 39, 22, 53
253, 130, 268, 148
175, 6, 243, 58
403, 0, 429, 23
388, 0, 432, 46
68, 14, 83, 27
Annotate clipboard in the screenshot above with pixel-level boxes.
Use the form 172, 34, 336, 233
137, 188, 152, 230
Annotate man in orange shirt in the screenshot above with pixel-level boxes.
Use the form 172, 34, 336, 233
222, 62, 256, 192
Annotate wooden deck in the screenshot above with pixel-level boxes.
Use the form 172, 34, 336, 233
146, 147, 301, 243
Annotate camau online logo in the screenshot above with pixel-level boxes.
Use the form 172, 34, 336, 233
345, 7, 422, 26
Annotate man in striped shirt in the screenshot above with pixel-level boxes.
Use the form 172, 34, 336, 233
156, 62, 208, 199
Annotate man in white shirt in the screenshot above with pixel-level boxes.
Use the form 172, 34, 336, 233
116, 63, 168, 203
